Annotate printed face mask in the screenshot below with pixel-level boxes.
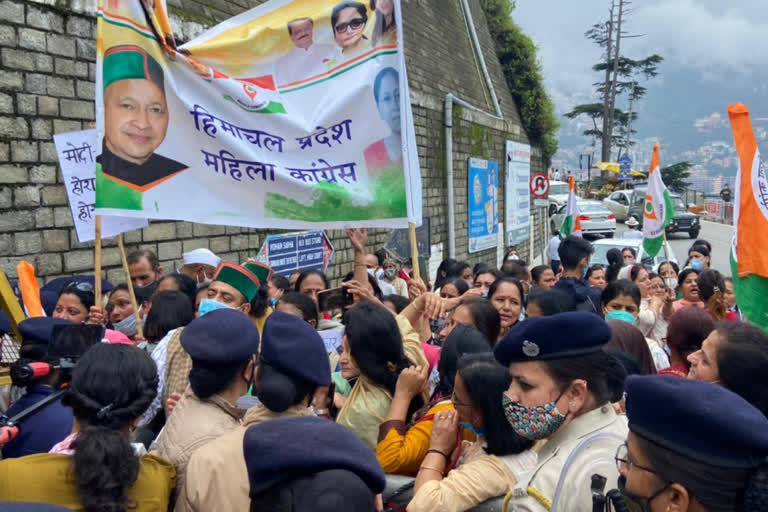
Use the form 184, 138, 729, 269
502, 393, 567, 440
605, 310, 637, 325
198, 298, 234, 317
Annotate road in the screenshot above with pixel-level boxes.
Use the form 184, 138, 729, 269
614, 220, 733, 273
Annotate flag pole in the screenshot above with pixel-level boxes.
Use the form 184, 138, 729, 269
409, 222, 420, 282
117, 234, 144, 340
662, 230, 670, 262
94, 215, 102, 301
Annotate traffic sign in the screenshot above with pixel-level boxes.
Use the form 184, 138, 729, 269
618, 154, 632, 181
255, 230, 334, 276
529, 173, 550, 199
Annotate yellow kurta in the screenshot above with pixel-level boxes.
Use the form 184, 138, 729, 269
0, 453, 176, 511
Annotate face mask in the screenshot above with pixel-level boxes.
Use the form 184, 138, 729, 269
690, 259, 703, 271
605, 310, 637, 325
198, 298, 234, 317
236, 365, 261, 410
617, 475, 667, 512
663, 278, 677, 290
367, 268, 376, 278
376, 269, 386, 281
502, 394, 567, 440
269, 297, 278, 307
197, 275, 212, 288
113, 309, 140, 337
460, 421, 485, 438
385, 268, 396, 279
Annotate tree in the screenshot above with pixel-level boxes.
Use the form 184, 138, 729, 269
661, 161, 693, 193
480, 0, 559, 166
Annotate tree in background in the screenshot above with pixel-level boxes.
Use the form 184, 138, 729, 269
661, 161, 692, 193
480, 0, 559, 166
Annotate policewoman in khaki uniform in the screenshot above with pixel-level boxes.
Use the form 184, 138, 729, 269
494, 311, 629, 511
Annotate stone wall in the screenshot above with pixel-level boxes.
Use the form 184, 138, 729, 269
0, 0, 546, 287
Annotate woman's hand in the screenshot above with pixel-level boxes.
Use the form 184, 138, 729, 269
87, 306, 108, 325
395, 365, 429, 399
312, 386, 330, 410
462, 287, 484, 299
166, 392, 183, 416
408, 278, 427, 303
346, 228, 368, 254
342, 279, 377, 304
429, 409, 459, 454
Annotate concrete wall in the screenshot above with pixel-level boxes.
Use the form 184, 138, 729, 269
0, 0, 546, 286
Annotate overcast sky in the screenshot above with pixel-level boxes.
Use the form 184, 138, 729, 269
512, 0, 768, 115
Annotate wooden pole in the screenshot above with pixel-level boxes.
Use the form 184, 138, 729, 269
117, 234, 143, 339
408, 222, 420, 282
662, 230, 670, 262
94, 215, 102, 301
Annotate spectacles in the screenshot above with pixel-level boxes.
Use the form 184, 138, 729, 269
64, 281, 94, 293
451, 391, 472, 408
615, 443, 658, 475
335, 18, 366, 33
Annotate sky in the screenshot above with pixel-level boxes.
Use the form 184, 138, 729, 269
512, 0, 768, 117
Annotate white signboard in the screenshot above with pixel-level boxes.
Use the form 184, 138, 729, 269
505, 141, 531, 246
54, 130, 148, 243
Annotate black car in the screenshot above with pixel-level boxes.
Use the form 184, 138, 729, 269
628, 188, 700, 238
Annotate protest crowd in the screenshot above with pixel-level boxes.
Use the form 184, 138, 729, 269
0, 225, 767, 512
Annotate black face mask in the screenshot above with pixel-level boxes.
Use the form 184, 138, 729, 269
133, 280, 159, 298
616, 475, 669, 512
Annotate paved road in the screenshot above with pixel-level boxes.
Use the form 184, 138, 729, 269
614, 220, 733, 273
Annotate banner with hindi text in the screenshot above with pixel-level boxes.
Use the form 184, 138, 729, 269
95, 0, 421, 229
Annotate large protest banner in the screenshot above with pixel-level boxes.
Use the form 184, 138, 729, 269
94, 0, 421, 230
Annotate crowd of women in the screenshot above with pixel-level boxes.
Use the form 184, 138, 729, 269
0, 228, 767, 512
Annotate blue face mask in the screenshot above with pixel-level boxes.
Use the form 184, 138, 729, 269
690, 259, 704, 271
460, 421, 485, 438
605, 310, 637, 325
198, 298, 234, 317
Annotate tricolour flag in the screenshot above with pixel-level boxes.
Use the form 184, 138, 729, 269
642, 143, 675, 257
559, 175, 582, 238
727, 102, 768, 332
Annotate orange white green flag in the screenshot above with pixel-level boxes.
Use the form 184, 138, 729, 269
727, 102, 768, 331
560, 175, 582, 238
642, 143, 675, 257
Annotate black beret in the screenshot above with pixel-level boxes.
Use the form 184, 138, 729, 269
18, 317, 75, 346
494, 311, 612, 366
181, 309, 259, 364
244, 416, 386, 498
41, 276, 114, 295
625, 375, 768, 468
259, 311, 331, 387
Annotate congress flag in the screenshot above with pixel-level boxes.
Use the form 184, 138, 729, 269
727, 102, 768, 332
560, 175, 582, 238
642, 143, 674, 257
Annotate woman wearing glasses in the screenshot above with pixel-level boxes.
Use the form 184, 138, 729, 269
618, 375, 768, 511
52, 281, 95, 324
331, 1, 371, 59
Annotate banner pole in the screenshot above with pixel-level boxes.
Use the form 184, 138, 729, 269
117, 234, 144, 340
409, 222, 420, 282
94, 215, 102, 301
662, 230, 670, 262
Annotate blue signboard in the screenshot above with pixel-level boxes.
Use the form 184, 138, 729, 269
618, 154, 632, 181
467, 158, 499, 253
257, 230, 333, 276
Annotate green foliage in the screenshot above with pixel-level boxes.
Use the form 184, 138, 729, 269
661, 161, 693, 193
480, 0, 559, 166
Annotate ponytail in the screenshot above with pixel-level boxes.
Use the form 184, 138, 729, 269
706, 290, 727, 322
698, 270, 727, 321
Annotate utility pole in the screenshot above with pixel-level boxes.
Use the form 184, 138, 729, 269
600, 0, 615, 164
606, 0, 625, 162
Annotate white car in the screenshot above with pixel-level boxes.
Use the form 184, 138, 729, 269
603, 190, 633, 221
547, 180, 571, 216
590, 238, 678, 268
551, 200, 616, 238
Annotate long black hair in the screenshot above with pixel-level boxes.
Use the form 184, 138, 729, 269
434, 258, 458, 290
143, 290, 194, 343
158, 273, 197, 308
716, 322, 768, 418
457, 354, 533, 456
62, 343, 158, 512
600, 279, 641, 310
605, 248, 623, 283
458, 297, 500, 346
343, 302, 423, 415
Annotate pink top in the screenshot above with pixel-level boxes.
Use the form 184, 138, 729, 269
672, 299, 704, 312
420, 342, 441, 374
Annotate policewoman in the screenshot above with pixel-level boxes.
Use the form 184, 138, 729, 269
619, 376, 768, 511
494, 311, 628, 511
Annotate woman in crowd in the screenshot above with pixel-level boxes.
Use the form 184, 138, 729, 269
658, 306, 714, 378
673, 268, 703, 311
438, 278, 469, 300
446, 261, 473, 288
647, 271, 673, 342
294, 269, 329, 303
331, 1, 370, 59
52, 281, 94, 324
104, 283, 151, 339
684, 243, 711, 271
530, 265, 557, 290
335, 301, 427, 450
525, 289, 575, 318
657, 260, 680, 297
585, 264, 606, 290
155, 273, 197, 308
433, 258, 458, 292
724, 277, 743, 320
605, 248, 623, 284
622, 246, 637, 265
474, 268, 504, 295
688, 321, 768, 416
619, 375, 768, 512
619, 264, 670, 339
276, 291, 319, 328
408, 354, 537, 512
377, 325, 489, 475
606, 319, 657, 375
0, 343, 175, 510
370, 0, 397, 46
438, 297, 500, 346
141, 290, 194, 354
488, 278, 524, 343
697, 269, 736, 322
494, 312, 628, 511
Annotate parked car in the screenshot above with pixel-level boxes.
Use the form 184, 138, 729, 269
551, 200, 616, 238
602, 190, 633, 221
547, 180, 572, 216
627, 188, 700, 238
590, 238, 678, 268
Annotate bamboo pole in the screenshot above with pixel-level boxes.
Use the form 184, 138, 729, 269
117, 234, 143, 339
94, 216, 102, 300
409, 222, 420, 282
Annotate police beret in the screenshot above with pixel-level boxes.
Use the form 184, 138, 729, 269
259, 311, 331, 386
494, 311, 612, 366
244, 416, 386, 498
41, 276, 114, 295
18, 317, 76, 346
181, 309, 259, 364
625, 375, 768, 468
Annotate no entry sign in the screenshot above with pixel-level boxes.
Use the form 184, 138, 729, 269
529, 173, 550, 199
